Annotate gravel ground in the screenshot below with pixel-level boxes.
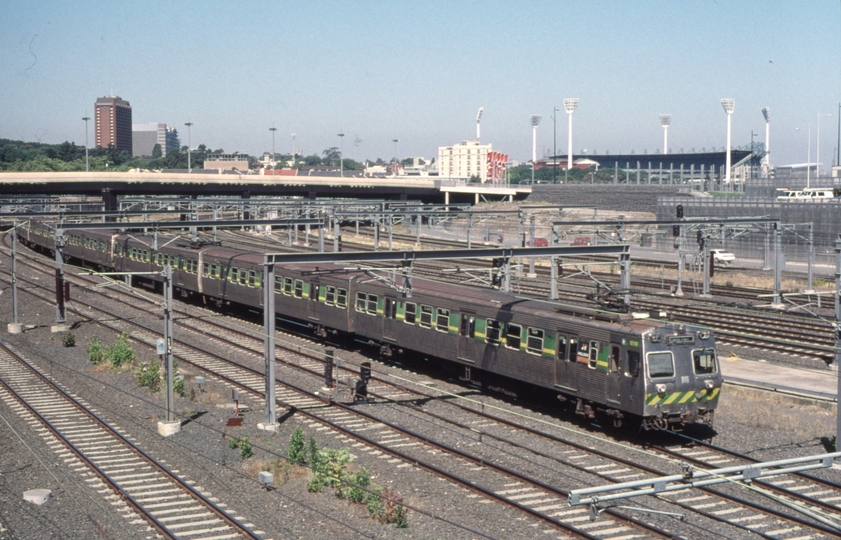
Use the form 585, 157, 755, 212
2, 241, 840, 539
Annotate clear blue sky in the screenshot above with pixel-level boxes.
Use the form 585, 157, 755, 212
2, 1, 840, 169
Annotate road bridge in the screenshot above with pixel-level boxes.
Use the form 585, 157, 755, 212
0, 172, 530, 207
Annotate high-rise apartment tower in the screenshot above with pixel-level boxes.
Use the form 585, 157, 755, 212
94, 96, 132, 153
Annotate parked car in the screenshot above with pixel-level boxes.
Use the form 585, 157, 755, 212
571, 236, 592, 246
527, 237, 548, 247
710, 249, 735, 265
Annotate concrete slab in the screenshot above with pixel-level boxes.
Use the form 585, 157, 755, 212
720, 356, 836, 401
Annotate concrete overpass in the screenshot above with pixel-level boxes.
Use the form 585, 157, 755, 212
0, 172, 530, 208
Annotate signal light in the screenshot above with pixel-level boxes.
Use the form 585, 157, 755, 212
676, 204, 684, 219
673, 225, 680, 237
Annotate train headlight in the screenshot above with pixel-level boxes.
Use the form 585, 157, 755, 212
704, 380, 715, 390
677, 324, 686, 334
698, 331, 710, 340
656, 384, 667, 395
649, 333, 662, 343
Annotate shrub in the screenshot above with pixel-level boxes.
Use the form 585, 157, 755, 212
105, 332, 135, 368
348, 468, 370, 503
226, 436, 253, 459
383, 487, 408, 527
88, 336, 105, 364
63, 332, 75, 347
173, 375, 185, 397
307, 436, 320, 468
135, 360, 161, 392
238, 437, 253, 459
288, 426, 307, 464
365, 486, 384, 520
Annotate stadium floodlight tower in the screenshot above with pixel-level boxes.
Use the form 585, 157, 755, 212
761, 108, 771, 170
476, 107, 484, 141
269, 125, 277, 170
564, 98, 579, 180
659, 114, 672, 155
530, 115, 542, 185
721, 99, 734, 187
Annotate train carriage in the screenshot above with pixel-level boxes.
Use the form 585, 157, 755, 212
21, 219, 722, 431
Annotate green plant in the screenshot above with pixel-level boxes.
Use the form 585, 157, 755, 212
348, 468, 370, 503
226, 436, 253, 459
135, 360, 161, 392
307, 477, 324, 493
88, 336, 105, 364
382, 487, 408, 526
105, 332, 135, 368
365, 486, 384, 520
238, 437, 253, 459
307, 436, 320, 468
63, 332, 75, 347
173, 375, 185, 397
288, 425, 307, 464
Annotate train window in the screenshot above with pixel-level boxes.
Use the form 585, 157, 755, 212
569, 338, 579, 363
647, 352, 675, 379
626, 351, 640, 377
283, 277, 294, 295
526, 328, 544, 355
404, 302, 417, 324
355, 292, 377, 315
228, 268, 237, 282
144, 250, 150, 262
485, 319, 501, 344
203, 262, 211, 277
294, 280, 304, 298
248, 271, 257, 287
435, 308, 450, 332
609, 346, 620, 373
419, 305, 433, 328
460, 314, 475, 337
337, 288, 348, 308
588, 341, 600, 369
325, 286, 336, 305
154, 253, 161, 265
239, 270, 248, 285
693, 349, 717, 375
505, 324, 521, 350
274, 276, 283, 293
557, 335, 567, 361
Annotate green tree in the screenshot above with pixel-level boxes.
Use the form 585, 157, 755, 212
151, 144, 162, 158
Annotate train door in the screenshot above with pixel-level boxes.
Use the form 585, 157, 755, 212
605, 343, 621, 405
554, 333, 578, 392
307, 279, 320, 320
383, 296, 398, 341
457, 312, 476, 363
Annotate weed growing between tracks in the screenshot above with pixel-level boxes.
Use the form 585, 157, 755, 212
255, 424, 409, 528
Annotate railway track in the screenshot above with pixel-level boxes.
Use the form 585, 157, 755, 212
9, 238, 841, 537
0, 341, 263, 540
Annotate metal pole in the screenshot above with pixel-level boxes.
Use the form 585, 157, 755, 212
467, 214, 472, 249
54, 229, 66, 325
553, 107, 557, 184
333, 218, 340, 252
318, 220, 324, 252
702, 235, 711, 297
83, 116, 90, 172
834, 236, 841, 446
675, 226, 684, 297
620, 251, 631, 309
529, 215, 536, 275
773, 222, 783, 306
263, 262, 277, 426
163, 266, 175, 423
807, 223, 815, 293
763, 224, 771, 270
11, 226, 19, 326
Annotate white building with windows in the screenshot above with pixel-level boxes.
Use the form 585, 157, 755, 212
438, 140, 492, 182
438, 140, 508, 183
